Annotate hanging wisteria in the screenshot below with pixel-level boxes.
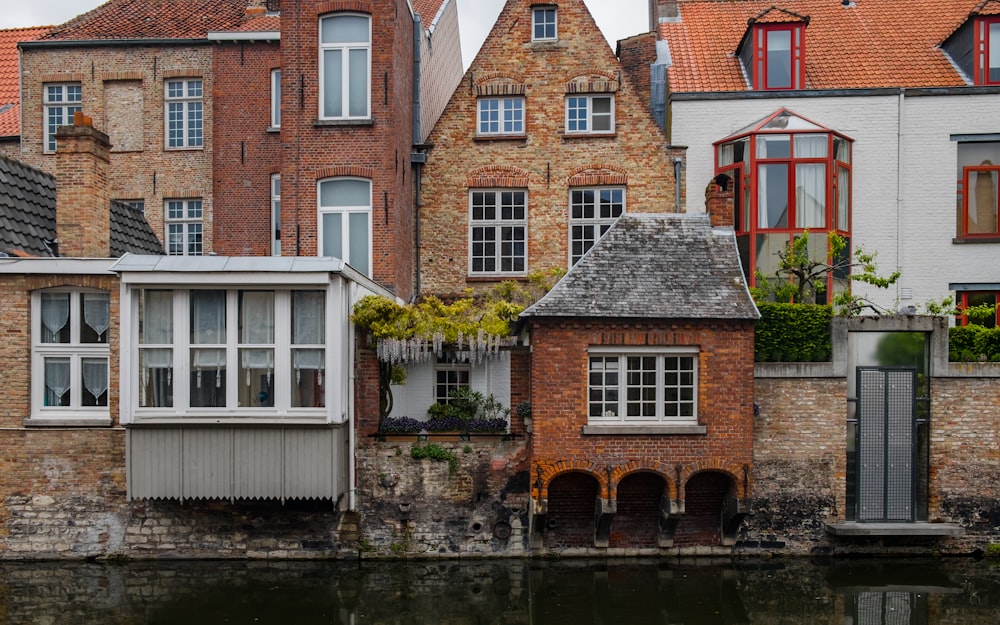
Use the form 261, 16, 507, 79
374, 333, 513, 365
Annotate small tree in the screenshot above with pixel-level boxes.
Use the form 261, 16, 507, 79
751, 230, 900, 315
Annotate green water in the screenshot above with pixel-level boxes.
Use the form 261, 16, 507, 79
1, 557, 997, 624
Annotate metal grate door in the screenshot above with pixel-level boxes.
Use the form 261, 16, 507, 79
856, 367, 917, 522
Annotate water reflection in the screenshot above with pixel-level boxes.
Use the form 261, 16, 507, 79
0, 557, 997, 625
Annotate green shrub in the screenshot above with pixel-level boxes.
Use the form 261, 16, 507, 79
755, 303, 833, 362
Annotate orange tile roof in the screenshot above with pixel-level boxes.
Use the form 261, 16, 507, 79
412, 0, 447, 24
661, 0, 983, 92
0, 26, 50, 137
42, 0, 249, 41
232, 14, 280, 32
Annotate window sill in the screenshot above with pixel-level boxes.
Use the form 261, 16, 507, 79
467, 274, 529, 283
582, 424, 706, 436
953, 236, 1000, 244
127, 415, 336, 427
267, 126, 280, 133
473, 135, 527, 142
561, 131, 617, 140
164, 146, 204, 151
24, 417, 113, 428
313, 118, 374, 127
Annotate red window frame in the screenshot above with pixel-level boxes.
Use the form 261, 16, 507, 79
959, 164, 1000, 238
753, 24, 805, 91
975, 17, 1000, 86
956, 291, 999, 327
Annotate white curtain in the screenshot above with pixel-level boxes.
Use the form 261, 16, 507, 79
293, 291, 325, 345
240, 291, 274, 344
795, 163, 826, 228
142, 290, 173, 344
44, 358, 70, 405
191, 290, 225, 344
40, 293, 69, 343
82, 358, 108, 403
82, 293, 110, 341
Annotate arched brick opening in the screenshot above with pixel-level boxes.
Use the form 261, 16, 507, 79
609, 472, 665, 548
674, 471, 734, 546
544, 472, 600, 549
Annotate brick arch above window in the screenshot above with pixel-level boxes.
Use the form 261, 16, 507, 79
564, 71, 619, 94
567, 165, 628, 187
467, 165, 532, 188
474, 72, 527, 97
317, 0, 372, 16
317, 165, 375, 180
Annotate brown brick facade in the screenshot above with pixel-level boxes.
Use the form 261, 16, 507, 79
419, 0, 683, 297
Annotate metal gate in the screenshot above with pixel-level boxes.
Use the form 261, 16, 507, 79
856, 367, 917, 522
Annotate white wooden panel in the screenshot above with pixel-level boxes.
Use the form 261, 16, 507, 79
182, 429, 233, 499
127, 429, 182, 499
233, 429, 283, 499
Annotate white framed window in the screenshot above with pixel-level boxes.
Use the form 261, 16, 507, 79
569, 187, 625, 265
469, 189, 527, 275
165, 199, 204, 256
32, 289, 110, 419
165, 79, 204, 148
43, 83, 82, 153
270, 69, 281, 128
477, 97, 524, 136
532, 6, 557, 41
435, 362, 471, 404
588, 347, 698, 424
566, 95, 614, 134
121, 199, 145, 213
319, 13, 371, 120
271, 174, 281, 256
318, 177, 372, 276
135, 288, 327, 413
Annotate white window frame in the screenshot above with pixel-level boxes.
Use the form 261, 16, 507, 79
165, 199, 204, 256
271, 174, 282, 256
569, 186, 625, 265
131, 288, 330, 419
565, 94, 615, 135
477, 97, 525, 136
31, 289, 111, 421
318, 177, 372, 277
587, 346, 699, 425
270, 68, 281, 128
165, 79, 204, 149
319, 13, 371, 120
532, 6, 557, 41
43, 82, 82, 153
434, 362, 471, 404
468, 189, 528, 276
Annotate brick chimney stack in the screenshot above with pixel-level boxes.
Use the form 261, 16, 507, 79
651, 0, 680, 30
706, 173, 735, 229
55, 112, 112, 257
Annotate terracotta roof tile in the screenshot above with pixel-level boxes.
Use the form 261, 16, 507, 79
42, 0, 249, 41
0, 27, 50, 137
232, 15, 280, 32
661, 0, 978, 92
412, 0, 447, 24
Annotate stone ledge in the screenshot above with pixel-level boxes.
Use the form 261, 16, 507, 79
22, 417, 113, 428
581, 424, 707, 436
825, 522, 965, 537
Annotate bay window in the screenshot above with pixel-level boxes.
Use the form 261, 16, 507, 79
136, 288, 326, 414
588, 348, 698, 425
32, 289, 110, 419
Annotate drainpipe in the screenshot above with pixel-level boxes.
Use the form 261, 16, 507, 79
896, 89, 904, 303
411, 16, 424, 301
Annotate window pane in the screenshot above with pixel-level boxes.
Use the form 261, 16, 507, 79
80, 293, 110, 344
271, 69, 281, 126
40, 292, 70, 343
758, 163, 789, 228
323, 49, 343, 118
44, 357, 71, 406
81, 357, 109, 407
756, 134, 790, 158
190, 348, 226, 407
348, 48, 368, 117
190, 290, 225, 345
837, 167, 850, 231
292, 349, 325, 407
766, 30, 792, 88
320, 178, 370, 207
991, 23, 1000, 82
139, 348, 173, 408
322, 212, 343, 258
141, 290, 173, 344
293, 291, 326, 345
239, 348, 274, 407
968, 170, 999, 234
239, 291, 274, 344
795, 163, 826, 228
794, 134, 828, 158
348, 211, 370, 275
321, 15, 369, 44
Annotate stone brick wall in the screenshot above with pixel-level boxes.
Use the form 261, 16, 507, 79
20, 43, 215, 251
419, 0, 682, 297
279, 0, 416, 299
211, 41, 282, 256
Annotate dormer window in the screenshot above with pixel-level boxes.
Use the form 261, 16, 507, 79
976, 17, 1000, 85
532, 6, 557, 41
753, 24, 805, 90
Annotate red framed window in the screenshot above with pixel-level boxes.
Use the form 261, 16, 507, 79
957, 142, 1000, 238
753, 24, 805, 90
975, 17, 1000, 85
956, 291, 998, 327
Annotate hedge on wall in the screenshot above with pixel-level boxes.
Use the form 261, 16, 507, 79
755, 303, 833, 362
949, 325, 1000, 362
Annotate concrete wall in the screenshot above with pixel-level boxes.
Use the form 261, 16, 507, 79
671, 91, 1000, 313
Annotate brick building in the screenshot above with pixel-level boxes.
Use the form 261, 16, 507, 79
0, 27, 49, 158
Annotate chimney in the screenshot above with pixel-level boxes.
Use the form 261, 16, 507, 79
706, 174, 735, 229
55, 112, 112, 257
651, 0, 680, 30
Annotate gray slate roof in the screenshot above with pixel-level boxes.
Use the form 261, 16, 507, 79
0, 155, 163, 257
521, 213, 759, 320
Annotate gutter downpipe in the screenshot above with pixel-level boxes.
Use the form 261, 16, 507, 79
897, 89, 904, 304
412, 15, 424, 301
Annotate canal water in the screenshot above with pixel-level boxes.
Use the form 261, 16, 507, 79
1, 557, 998, 624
